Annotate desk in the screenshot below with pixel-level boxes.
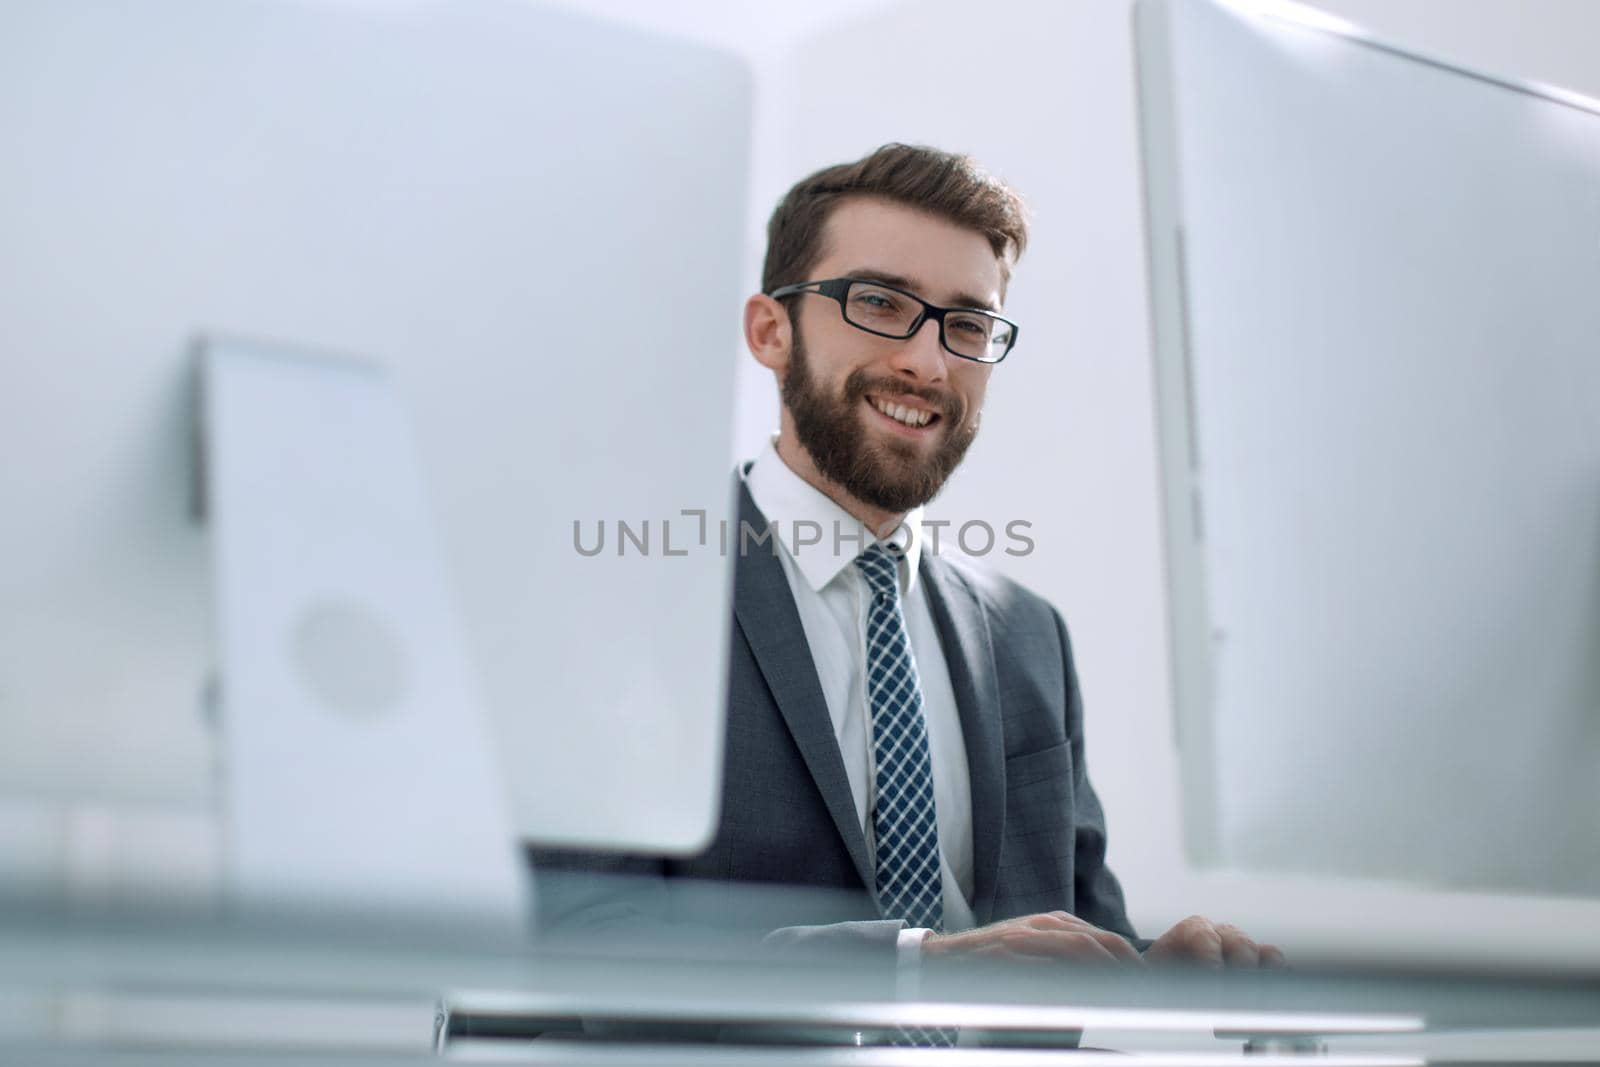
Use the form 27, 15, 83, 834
2, 909, 1598, 1064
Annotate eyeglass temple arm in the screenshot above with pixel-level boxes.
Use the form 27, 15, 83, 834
766, 281, 828, 298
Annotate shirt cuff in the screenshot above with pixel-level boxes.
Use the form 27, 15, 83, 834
896, 926, 932, 969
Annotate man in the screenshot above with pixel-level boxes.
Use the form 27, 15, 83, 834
533, 143, 1281, 970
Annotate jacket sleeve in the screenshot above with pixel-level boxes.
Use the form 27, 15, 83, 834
526, 845, 905, 961
1052, 608, 1149, 951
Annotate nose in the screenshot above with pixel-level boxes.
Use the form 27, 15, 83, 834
885, 316, 948, 384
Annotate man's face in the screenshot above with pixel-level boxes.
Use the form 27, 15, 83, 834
779, 197, 1003, 515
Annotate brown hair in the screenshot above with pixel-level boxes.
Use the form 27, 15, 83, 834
760, 143, 1029, 297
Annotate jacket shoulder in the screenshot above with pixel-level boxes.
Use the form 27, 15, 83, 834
925, 552, 1065, 631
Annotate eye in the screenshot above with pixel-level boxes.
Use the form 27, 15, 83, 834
851, 289, 905, 312
948, 314, 992, 337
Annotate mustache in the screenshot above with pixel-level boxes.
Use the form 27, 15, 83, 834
843, 373, 961, 421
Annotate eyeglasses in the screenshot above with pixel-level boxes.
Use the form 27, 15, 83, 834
768, 277, 1019, 365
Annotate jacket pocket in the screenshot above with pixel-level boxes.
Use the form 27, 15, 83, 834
1005, 741, 1071, 790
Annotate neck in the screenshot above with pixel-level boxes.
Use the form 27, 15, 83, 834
772, 432, 907, 540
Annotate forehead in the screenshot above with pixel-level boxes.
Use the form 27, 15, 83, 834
811, 196, 1005, 309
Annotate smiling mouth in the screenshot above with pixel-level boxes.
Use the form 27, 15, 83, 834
866, 394, 941, 431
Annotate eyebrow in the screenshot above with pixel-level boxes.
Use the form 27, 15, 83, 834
842, 268, 1001, 314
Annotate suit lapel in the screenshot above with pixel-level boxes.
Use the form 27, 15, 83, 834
920, 556, 1006, 926
731, 479, 877, 897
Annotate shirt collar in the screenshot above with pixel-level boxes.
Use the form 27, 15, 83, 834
743, 437, 924, 596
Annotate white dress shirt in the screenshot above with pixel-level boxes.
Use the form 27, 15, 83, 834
743, 440, 976, 951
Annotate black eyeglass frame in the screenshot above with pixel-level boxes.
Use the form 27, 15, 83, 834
768, 277, 1019, 365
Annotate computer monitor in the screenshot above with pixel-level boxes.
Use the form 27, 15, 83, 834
1136, 0, 1600, 896
0, 0, 749, 906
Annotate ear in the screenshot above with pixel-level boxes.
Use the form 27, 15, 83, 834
744, 293, 792, 375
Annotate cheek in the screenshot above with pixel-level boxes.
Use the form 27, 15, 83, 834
956, 366, 993, 415
832, 355, 886, 400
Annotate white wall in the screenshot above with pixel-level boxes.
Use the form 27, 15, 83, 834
753, 0, 1600, 967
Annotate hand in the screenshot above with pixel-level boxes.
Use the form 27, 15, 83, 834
922, 911, 1143, 966
1143, 915, 1287, 968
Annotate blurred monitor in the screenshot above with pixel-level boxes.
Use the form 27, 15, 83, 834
1136, 0, 1600, 896
0, 0, 748, 890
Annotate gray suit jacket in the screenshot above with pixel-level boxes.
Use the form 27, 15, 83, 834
529, 476, 1136, 952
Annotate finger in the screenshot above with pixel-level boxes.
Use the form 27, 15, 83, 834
1031, 911, 1098, 933
1090, 930, 1144, 965
1036, 915, 1152, 966
1216, 924, 1259, 968
1260, 944, 1289, 969
1167, 915, 1223, 966
1002, 929, 1125, 965
1027, 914, 1142, 964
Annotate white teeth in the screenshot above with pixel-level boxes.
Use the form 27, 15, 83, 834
872, 397, 934, 428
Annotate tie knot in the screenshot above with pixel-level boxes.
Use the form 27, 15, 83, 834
854, 542, 902, 599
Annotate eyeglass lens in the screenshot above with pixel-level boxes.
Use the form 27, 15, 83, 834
842, 281, 1012, 362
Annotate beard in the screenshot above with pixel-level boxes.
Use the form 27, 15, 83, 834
780, 325, 979, 514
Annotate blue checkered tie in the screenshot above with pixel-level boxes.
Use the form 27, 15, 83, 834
855, 542, 943, 934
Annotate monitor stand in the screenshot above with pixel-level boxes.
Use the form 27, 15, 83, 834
197, 336, 529, 933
